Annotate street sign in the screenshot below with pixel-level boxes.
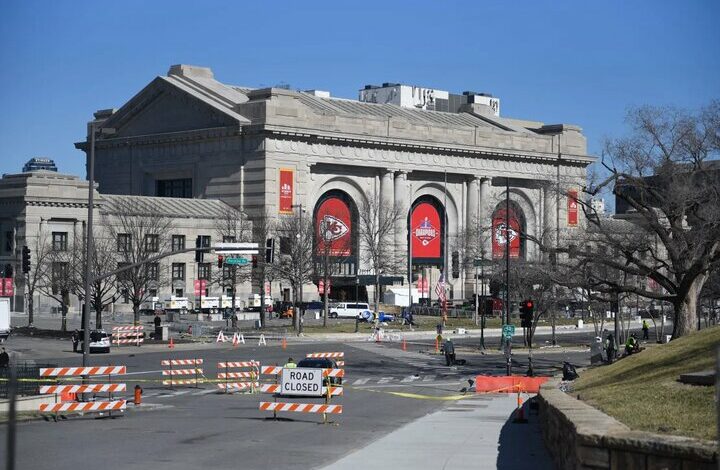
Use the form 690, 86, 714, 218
280, 367, 323, 397
225, 257, 249, 266
502, 324, 515, 339
214, 242, 259, 255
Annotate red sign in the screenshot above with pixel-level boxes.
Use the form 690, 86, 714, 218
279, 168, 294, 214
193, 279, 207, 296
567, 189, 578, 227
316, 197, 352, 256
411, 203, 442, 260
416, 276, 429, 294
492, 208, 521, 259
0, 278, 13, 297
265, 281, 271, 296
318, 279, 331, 295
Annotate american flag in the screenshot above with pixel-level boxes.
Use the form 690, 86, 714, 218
435, 273, 447, 304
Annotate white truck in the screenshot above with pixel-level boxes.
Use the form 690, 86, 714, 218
0, 297, 10, 342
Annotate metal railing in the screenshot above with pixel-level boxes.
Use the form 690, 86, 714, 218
0, 362, 57, 398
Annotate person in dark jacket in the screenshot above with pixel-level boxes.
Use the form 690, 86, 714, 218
71, 329, 80, 353
0, 347, 9, 368
444, 339, 456, 366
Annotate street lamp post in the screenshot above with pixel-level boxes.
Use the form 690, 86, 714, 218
82, 123, 114, 367
291, 204, 305, 335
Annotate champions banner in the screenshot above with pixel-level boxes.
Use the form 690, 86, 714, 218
315, 197, 352, 256
567, 189, 578, 227
411, 202, 442, 260
492, 208, 521, 259
279, 168, 294, 214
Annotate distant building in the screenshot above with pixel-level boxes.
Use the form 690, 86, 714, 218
22, 158, 57, 173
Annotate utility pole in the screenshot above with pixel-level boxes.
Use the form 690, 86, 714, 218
505, 177, 511, 376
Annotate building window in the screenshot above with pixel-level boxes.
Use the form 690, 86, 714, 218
146, 262, 159, 281
223, 235, 236, 243
117, 262, 130, 282
144, 234, 159, 252
117, 233, 132, 252
156, 178, 192, 198
52, 232, 68, 251
172, 235, 185, 252
199, 235, 211, 248
51, 262, 68, 294
198, 263, 211, 280
121, 289, 129, 304
172, 263, 185, 281
4, 231, 12, 253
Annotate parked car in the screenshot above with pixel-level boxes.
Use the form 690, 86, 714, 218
329, 302, 371, 319
79, 329, 111, 353
296, 357, 342, 385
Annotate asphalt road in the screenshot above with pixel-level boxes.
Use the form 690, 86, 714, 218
0, 336, 592, 469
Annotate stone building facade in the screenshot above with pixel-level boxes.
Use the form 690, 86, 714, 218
0, 171, 248, 315
74, 64, 594, 303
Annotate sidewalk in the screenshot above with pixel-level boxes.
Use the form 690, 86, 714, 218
320, 393, 554, 470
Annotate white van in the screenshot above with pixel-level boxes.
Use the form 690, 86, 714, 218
329, 302, 371, 319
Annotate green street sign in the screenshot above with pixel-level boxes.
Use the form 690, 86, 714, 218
502, 324, 515, 339
225, 257, 249, 266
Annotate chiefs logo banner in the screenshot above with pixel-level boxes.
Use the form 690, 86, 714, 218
567, 189, 578, 227
411, 202, 442, 260
316, 197, 352, 256
279, 169, 294, 214
492, 208, 520, 259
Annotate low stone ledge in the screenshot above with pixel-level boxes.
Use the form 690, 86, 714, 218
537, 379, 717, 470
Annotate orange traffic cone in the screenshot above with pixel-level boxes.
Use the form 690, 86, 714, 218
282, 337, 287, 350
168, 337, 174, 349
402, 338, 407, 351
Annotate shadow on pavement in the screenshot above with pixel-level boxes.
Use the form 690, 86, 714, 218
496, 400, 555, 470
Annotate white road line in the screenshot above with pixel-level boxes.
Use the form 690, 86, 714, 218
422, 375, 436, 382
401, 375, 420, 383
155, 390, 193, 398
121, 370, 164, 376
377, 377, 394, 384
191, 388, 219, 396
352, 378, 371, 385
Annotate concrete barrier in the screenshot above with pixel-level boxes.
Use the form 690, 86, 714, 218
0, 394, 58, 413
537, 379, 717, 470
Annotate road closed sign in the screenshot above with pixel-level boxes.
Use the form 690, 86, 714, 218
281, 367, 323, 396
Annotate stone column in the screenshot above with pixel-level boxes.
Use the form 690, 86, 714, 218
380, 168, 395, 264
394, 171, 409, 272
543, 183, 557, 248
479, 177, 492, 257
466, 177, 480, 230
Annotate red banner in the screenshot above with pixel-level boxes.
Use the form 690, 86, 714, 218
411, 203, 442, 260
567, 189, 578, 227
0, 278, 13, 297
492, 208, 521, 259
318, 279, 331, 295
193, 279, 207, 296
416, 276, 429, 294
279, 169, 294, 214
315, 197, 352, 256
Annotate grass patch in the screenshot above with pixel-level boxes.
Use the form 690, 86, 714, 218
574, 326, 719, 441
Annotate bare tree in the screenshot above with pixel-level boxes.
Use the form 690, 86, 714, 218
21, 225, 54, 327
106, 198, 173, 325
68, 230, 117, 329
314, 219, 352, 328
357, 190, 404, 318
37, 241, 76, 332
570, 101, 720, 338
214, 207, 253, 321
272, 211, 314, 332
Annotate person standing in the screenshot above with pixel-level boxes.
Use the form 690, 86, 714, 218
154, 313, 162, 340
283, 357, 297, 368
604, 333, 617, 364
0, 347, 9, 368
444, 338, 456, 366
642, 320, 650, 340
71, 329, 80, 353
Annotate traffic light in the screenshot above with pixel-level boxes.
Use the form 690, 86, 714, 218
520, 299, 534, 328
22, 245, 31, 274
252, 255, 258, 268
265, 238, 275, 264
217, 255, 224, 269
451, 251, 459, 279
195, 236, 203, 263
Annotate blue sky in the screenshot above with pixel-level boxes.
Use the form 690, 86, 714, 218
1, 0, 718, 206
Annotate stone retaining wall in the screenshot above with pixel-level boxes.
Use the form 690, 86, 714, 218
537, 379, 717, 470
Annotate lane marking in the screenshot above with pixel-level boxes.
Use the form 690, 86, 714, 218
352, 378, 370, 385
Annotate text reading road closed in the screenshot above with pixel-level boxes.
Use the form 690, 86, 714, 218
281, 368, 323, 396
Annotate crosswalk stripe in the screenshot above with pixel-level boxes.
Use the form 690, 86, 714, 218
401, 375, 420, 383
377, 377, 394, 384
352, 378, 370, 385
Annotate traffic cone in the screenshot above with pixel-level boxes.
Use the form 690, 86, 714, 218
402, 338, 407, 351
168, 337, 174, 349
282, 337, 287, 350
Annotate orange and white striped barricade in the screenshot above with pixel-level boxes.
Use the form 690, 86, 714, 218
306, 352, 345, 367
38, 366, 127, 417
112, 325, 144, 347
217, 361, 259, 393
161, 359, 203, 388
259, 366, 345, 423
